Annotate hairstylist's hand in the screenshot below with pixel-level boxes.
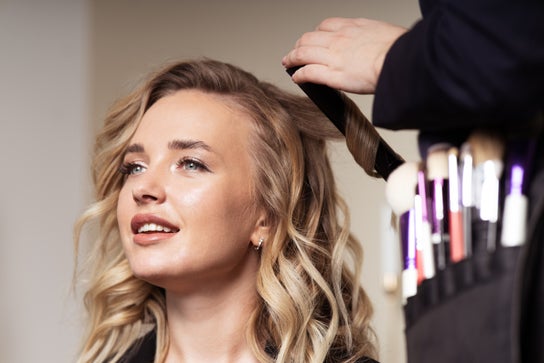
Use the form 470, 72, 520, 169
282, 17, 406, 94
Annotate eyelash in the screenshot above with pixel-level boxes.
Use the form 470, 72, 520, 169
118, 162, 145, 176
118, 158, 209, 175
176, 157, 209, 172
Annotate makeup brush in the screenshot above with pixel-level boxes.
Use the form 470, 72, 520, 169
500, 139, 537, 246
468, 129, 505, 253
500, 114, 541, 246
417, 168, 436, 279
500, 164, 528, 246
460, 143, 474, 256
448, 147, 465, 262
385, 161, 420, 301
425, 143, 451, 269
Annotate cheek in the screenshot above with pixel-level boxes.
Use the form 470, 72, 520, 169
214, 195, 257, 242
179, 184, 256, 240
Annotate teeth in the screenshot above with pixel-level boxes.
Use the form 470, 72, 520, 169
138, 223, 173, 233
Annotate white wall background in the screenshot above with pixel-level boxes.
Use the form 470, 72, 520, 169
1, 1, 421, 362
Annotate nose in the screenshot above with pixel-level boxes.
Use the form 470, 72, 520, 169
131, 170, 167, 205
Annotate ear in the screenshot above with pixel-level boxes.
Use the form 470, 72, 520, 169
250, 209, 271, 249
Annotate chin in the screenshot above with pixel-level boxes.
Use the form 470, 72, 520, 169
127, 255, 170, 281
130, 268, 172, 291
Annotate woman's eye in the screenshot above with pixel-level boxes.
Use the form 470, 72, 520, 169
177, 158, 208, 172
119, 162, 146, 175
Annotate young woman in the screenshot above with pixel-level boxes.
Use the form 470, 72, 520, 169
75, 59, 378, 363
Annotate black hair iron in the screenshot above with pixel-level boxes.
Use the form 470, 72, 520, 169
286, 66, 404, 181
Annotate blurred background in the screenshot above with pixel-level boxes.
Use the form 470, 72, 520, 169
0, 0, 421, 362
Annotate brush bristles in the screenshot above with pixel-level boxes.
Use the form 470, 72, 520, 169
468, 129, 506, 166
448, 146, 459, 159
426, 146, 450, 180
385, 161, 419, 216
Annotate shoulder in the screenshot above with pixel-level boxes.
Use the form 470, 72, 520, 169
118, 329, 156, 363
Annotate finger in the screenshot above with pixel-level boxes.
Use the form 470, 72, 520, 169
294, 30, 335, 48
316, 17, 358, 32
282, 45, 331, 68
290, 63, 335, 86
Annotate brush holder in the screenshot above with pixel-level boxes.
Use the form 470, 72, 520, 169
403, 246, 522, 362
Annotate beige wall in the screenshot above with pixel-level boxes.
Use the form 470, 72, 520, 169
1, 0, 421, 362
0, 0, 89, 362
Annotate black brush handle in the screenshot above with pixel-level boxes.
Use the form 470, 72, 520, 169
286, 66, 404, 180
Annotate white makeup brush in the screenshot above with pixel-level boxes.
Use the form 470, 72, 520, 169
385, 161, 420, 302
425, 143, 451, 269
468, 129, 505, 253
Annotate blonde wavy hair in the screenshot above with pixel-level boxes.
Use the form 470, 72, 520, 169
75, 59, 377, 363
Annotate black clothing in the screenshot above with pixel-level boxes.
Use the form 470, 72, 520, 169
118, 329, 379, 363
119, 330, 155, 363
373, 0, 544, 131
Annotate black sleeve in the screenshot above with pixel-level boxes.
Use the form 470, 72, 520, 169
372, 0, 544, 131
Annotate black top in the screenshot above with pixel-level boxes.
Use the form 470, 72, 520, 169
118, 329, 379, 363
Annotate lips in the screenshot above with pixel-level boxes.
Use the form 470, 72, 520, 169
130, 214, 179, 245
131, 214, 179, 233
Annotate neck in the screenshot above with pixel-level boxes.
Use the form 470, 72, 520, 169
164, 254, 260, 363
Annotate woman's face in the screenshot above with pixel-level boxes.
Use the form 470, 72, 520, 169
117, 89, 266, 293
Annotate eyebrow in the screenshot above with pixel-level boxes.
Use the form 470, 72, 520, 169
168, 139, 211, 152
125, 143, 144, 154
123, 139, 212, 155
